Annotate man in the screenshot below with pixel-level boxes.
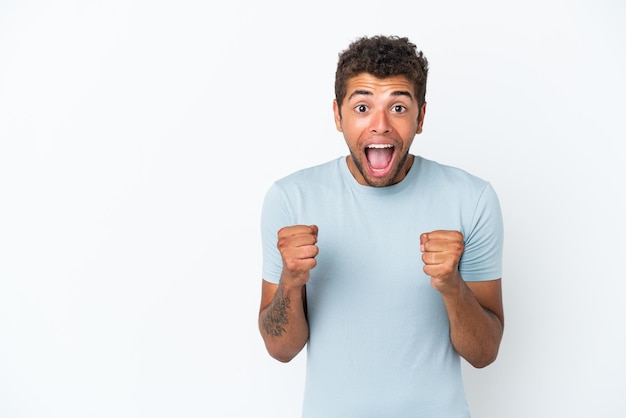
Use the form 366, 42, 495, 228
258, 35, 504, 417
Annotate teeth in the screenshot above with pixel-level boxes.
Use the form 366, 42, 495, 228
366, 144, 393, 149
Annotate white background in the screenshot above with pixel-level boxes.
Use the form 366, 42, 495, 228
1, 0, 625, 417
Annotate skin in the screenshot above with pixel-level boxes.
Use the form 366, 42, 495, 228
259, 225, 318, 362
420, 230, 504, 368
259, 74, 504, 368
334, 73, 425, 187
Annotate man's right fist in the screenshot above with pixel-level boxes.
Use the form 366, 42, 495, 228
277, 225, 319, 286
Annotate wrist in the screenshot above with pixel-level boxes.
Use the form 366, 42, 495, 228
432, 273, 464, 297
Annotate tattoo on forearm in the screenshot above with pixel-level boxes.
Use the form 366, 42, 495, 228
263, 285, 290, 337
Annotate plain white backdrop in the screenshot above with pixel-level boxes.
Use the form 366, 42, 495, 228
1, 0, 625, 417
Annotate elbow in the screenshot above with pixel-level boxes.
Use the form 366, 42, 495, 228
265, 343, 300, 363
467, 345, 500, 369
469, 354, 497, 369
261, 331, 305, 363
467, 321, 504, 368
271, 351, 297, 363
258, 314, 308, 363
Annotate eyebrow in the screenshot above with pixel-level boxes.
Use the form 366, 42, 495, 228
347, 89, 414, 101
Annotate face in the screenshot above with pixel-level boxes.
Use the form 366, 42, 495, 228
334, 73, 426, 187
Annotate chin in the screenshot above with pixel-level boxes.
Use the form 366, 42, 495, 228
364, 174, 398, 188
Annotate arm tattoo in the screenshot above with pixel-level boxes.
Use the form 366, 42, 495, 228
262, 284, 290, 337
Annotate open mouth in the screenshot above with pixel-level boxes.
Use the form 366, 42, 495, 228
365, 143, 395, 174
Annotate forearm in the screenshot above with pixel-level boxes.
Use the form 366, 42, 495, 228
259, 282, 309, 363
442, 281, 504, 368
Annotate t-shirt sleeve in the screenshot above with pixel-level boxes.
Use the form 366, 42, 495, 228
260, 182, 292, 284
460, 182, 504, 282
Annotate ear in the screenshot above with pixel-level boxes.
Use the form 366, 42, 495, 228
333, 99, 343, 132
416, 102, 427, 134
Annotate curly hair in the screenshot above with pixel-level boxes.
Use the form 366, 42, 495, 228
334, 35, 429, 113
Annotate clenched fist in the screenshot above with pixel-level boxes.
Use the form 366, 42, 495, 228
420, 230, 464, 293
277, 225, 319, 287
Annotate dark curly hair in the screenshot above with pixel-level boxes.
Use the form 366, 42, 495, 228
334, 35, 429, 115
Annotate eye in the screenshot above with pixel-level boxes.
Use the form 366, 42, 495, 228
391, 104, 407, 113
354, 104, 368, 113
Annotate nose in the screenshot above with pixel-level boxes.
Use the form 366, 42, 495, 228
370, 109, 391, 134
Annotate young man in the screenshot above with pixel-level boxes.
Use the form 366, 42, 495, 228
258, 35, 504, 417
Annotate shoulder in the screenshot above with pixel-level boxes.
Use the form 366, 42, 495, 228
263, 158, 344, 207
272, 158, 344, 193
415, 156, 491, 190
277, 158, 341, 183
261, 158, 345, 226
